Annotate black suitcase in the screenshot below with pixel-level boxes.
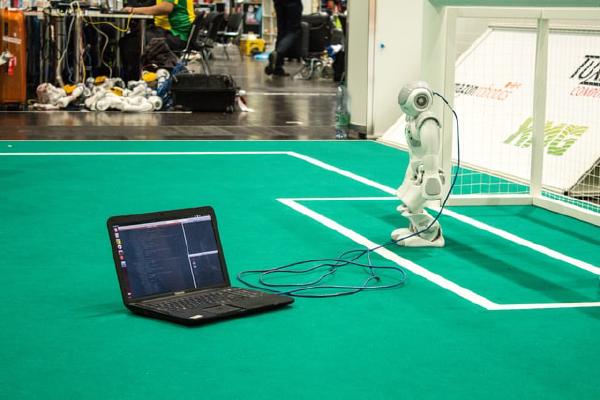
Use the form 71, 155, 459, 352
171, 73, 237, 113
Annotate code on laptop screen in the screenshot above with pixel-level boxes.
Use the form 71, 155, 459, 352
112, 215, 226, 299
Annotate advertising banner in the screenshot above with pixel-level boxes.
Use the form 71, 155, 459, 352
382, 28, 600, 193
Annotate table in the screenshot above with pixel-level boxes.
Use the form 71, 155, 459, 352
29, 8, 153, 84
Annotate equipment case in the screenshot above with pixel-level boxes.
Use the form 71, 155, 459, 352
171, 73, 237, 113
0, 9, 27, 105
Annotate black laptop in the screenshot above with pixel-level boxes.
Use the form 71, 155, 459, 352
107, 206, 293, 326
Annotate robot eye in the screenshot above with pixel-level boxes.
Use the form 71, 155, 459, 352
415, 94, 429, 108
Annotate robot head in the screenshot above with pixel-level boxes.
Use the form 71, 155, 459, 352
398, 81, 434, 117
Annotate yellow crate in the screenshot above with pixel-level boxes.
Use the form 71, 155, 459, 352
239, 38, 266, 56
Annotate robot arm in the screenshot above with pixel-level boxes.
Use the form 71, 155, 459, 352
416, 118, 444, 200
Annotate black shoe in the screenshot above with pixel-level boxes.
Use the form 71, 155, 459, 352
264, 51, 279, 75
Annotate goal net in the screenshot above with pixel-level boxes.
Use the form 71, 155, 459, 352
381, 18, 600, 223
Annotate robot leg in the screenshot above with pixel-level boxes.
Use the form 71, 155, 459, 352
391, 206, 444, 247
391, 179, 444, 247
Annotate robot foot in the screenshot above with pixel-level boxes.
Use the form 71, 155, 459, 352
390, 228, 445, 248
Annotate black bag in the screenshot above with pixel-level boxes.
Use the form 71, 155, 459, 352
171, 73, 237, 113
141, 37, 179, 71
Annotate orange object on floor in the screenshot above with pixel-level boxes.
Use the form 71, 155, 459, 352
0, 9, 27, 105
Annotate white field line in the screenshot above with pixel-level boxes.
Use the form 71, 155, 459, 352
1, 151, 596, 274
289, 148, 600, 276
493, 302, 600, 311
284, 195, 599, 276
280, 197, 600, 310
287, 152, 397, 195
429, 206, 600, 276
0, 151, 291, 156
278, 198, 500, 310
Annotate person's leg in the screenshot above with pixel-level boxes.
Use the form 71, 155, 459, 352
146, 25, 186, 52
274, 0, 302, 69
267, 0, 303, 75
266, 0, 287, 75
274, 0, 287, 49
122, 26, 184, 80
163, 31, 187, 52
145, 25, 170, 43
141, 26, 186, 70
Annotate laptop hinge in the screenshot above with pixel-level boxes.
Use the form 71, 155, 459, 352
174, 291, 186, 295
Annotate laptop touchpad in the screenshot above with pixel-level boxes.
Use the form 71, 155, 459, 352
204, 305, 243, 315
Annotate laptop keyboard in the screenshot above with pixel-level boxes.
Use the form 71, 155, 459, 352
144, 288, 265, 312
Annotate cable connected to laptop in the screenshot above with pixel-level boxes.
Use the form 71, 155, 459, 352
237, 92, 460, 298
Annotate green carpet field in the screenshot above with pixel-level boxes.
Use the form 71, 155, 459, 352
0, 140, 598, 399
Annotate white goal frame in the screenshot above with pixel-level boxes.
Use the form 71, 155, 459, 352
438, 6, 600, 227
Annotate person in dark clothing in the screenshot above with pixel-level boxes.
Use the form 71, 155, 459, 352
265, 0, 303, 76
119, 0, 195, 81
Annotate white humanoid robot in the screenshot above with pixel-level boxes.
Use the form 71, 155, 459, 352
391, 81, 445, 247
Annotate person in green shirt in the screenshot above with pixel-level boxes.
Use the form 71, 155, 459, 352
120, 0, 195, 81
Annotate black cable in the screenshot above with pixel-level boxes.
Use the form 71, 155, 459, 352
237, 92, 460, 298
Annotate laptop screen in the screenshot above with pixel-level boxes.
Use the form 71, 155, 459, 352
111, 215, 226, 300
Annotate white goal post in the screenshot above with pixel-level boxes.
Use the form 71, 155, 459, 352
381, 6, 600, 227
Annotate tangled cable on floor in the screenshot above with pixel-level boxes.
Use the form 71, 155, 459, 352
237, 92, 460, 298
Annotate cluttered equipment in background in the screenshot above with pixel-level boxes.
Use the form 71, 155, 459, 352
1, 4, 243, 113
171, 73, 237, 113
1, 3, 346, 112
32, 70, 168, 111
294, 12, 344, 81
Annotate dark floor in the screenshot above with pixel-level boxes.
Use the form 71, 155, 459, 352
0, 54, 341, 140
